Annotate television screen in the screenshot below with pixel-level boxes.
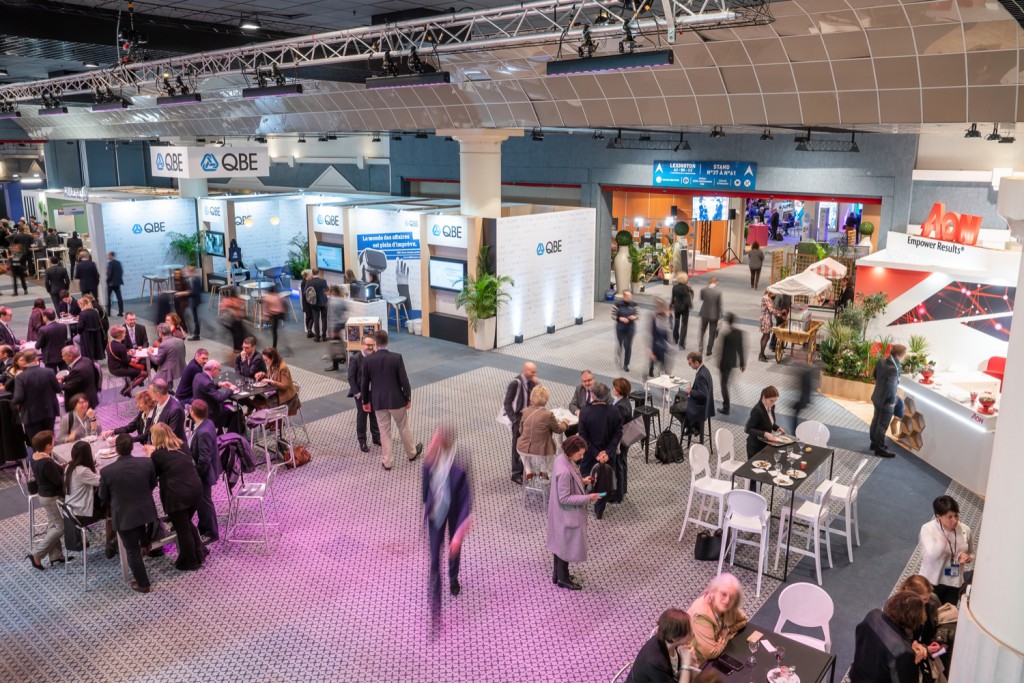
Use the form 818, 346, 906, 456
429, 257, 466, 292
692, 196, 728, 222
203, 230, 225, 257
316, 244, 344, 273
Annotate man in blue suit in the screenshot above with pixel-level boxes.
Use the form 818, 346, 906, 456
175, 348, 209, 404
192, 359, 235, 430
684, 351, 716, 438
188, 400, 221, 543
869, 344, 906, 458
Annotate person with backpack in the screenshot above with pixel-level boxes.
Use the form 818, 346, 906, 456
503, 361, 538, 485
670, 272, 693, 349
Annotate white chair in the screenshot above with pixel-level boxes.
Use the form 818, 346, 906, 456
227, 463, 283, 547
774, 480, 834, 585
714, 428, 744, 481
773, 582, 834, 652
795, 421, 831, 447
678, 444, 732, 541
15, 467, 48, 553
717, 489, 770, 598
825, 458, 868, 562
518, 450, 554, 505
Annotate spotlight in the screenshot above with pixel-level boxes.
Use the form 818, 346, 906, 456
639, 133, 651, 142
327, 133, 337, 140
986, 124, 1001, 141
239, 14, 261, 31
760, 129, 773, 141
850, 132, 859, 153
317, 134, 329, 142
546, 324, 556, 334
242, 83, 303, 99
0, 100, 20, 119
254, 135, 267, 143
391, 133, 402, 141
710, 126, 725, 139
365, 72, 451, 89
575, 316, 583, 325
372, 133, 381, 142
593, 8, 611, 24
0, 67, 8, 77
593, 130, 605, 140
673, 133, 691, 152
297, 136, 306, 143
157, 92, 201, 106
514, 334, 524, 344
415, 131, 428, 139
964, 123, 982, 139
531, 129, 544, 141
195, 137, 206, 143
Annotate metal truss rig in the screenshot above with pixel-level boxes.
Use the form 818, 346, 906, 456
0, 0, 771, 102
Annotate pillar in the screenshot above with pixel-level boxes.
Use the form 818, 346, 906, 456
948, 178, 1024, 681
178, 178, 208, 199
435, 128, 522, 219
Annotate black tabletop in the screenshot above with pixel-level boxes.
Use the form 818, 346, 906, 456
221, 370, 275, 402
711, 623, 836, 683
731, 443, 833, 493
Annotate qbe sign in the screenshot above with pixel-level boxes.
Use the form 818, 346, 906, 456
150, 146, 270, 179
425, 215, 469, 249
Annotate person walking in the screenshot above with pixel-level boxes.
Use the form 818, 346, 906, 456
348, 335, 381, 453
360, 330, 423, 470
757, 288, 778, 362
44, 256, 70, 310
300, 270, 315, 339
747, 242, 764, 289
670, 273, 693, 349
105, 251, 124, 317
503, 361, 538, 484
66, 232, 83, 279
717, 313, 745, 415
547, 434, 601, 591
99, 433, 159, 593
9, 244, 29, 295
698, 277, 722, 357
75, 251, 101, 301
308, 268, 329, 342
648, 298, 670, 379
870, 344, 906, 458
613, 290, 639, 372
325, 285, 348, 371
185, 265, 203, 341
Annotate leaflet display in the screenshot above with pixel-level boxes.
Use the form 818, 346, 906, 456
429, 257, 466, 292
316, 243, 344, 273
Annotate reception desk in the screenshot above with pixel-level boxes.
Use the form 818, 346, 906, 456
896, 372, 998, 497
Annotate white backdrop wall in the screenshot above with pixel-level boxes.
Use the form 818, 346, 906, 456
495, 208, 596, 347
347, 207, 424, 318
198, 198, 228, 272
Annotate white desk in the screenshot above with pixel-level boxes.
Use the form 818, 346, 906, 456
645, 374, 688, 409
347, 299, 387, 322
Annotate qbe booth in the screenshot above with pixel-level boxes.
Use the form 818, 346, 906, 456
857, 205, 1019, 496
307, 202, 596, 350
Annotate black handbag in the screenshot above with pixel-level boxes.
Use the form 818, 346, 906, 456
694, 529, 723, 561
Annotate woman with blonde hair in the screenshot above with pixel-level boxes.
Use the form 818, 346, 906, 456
670, 271, 694, 349
103, 388, 156, 443
686, 573, 749, 664
147, 423, 205, 571
516, 384, 569, 481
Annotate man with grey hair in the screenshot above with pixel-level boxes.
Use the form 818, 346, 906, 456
59, 344, 99, 408
503, 361, 538, 484
192, 359, 236, 430
151, 322, 186, 389
150, 378, 187, 442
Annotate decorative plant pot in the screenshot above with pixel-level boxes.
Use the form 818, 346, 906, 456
820, 374, 875, 402
472, 316, 496, 351
919, 368, 935, 384
613, 248, 631, 294
630, 281, 640, 294
977, 394, 997, 414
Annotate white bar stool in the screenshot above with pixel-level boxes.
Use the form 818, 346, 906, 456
775, 480, 834, 585
717, 489, 770, 598
678, 444, 731, 541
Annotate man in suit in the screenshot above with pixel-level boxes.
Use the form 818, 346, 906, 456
58, 290, 81, 318
192, 360, 235, 430
717, 312, 745, 415
99, 434, 158, 593
44, 256, 70, 310
151, 323, 186, 389
577, 383, 623, 517
75, 251, 101, 300
187, 399, 221, 542
59, 345, 99, 408
300, 270, 314, 338
698, 277, 722, 356
150, 378, 187, 442
65, 232, 83, 279
233, 336, 266, 380
361, 330, 423, 471
175, 348, 209, 403
105, 251, 124, 317
870, 344, 906, 458
12, 349, 60, 445
566, 369, 595, 417
684, 351, 716, 437
503, 361, 538, 484
184, 266, 203, 341
309, 268, 329, 342
0, 345, 14, 376
348, 335, 381, 453
0, 306, 20, 348
35, 310, 67, 371
123, 311, 149, 350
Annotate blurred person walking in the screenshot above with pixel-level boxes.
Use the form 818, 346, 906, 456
648, 298, 671, 378
747, 242, 764, 289
670, 273, 694, 349
613, 290, 639, 372
698, 277, 722, 356
717, 313, 745, 415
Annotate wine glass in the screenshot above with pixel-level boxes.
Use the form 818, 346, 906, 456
773, 449, 783, 472
775, 645, 786, 669
747, 638, 758, 666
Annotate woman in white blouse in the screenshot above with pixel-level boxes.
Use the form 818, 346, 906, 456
918, 495, 972, 605
63, 441, 114, 554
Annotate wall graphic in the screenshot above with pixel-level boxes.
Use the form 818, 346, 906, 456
349, 208, 424, 318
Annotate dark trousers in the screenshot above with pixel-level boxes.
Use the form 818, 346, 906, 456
196, 483, 218, 540
869, 405, 893, 450
672, 310, 689, 348
616, 325, 635, 369
11, 268, 27, 294
720, 366, 733, 411
428, 516, 461, 608
117, 525, 151, 588
81, 287, 98, 300
511, 419, 524, 476
50, 292, 62, 310
23, 419, 54, 448
355, 397, 380, 445
553, 555, 571, 583
615, 446, 628, 501
189, 303, 201, 337
313, 305, 327, 339
750, 267, 762, 289
167, 506, 203, 570
700, 318, 718, 355
107, 286, 123, 315
303, 306, 313, 334
934, 583, 961, 606
271, 314, 283, 349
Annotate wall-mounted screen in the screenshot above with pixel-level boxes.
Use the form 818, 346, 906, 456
203, 230, 225, 257
692, 196, 728, 222
316, 243, 344, 273
429, 257, 466, 292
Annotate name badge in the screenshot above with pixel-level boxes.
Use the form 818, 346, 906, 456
945, 563, 960, 578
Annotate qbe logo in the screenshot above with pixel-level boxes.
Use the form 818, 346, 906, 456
432, 225, 441, 236
235, 216, 252, 227
132, 224, 143, 234
318, 214, 340, 227
316, 214, 323, 225
132, 222, 166, 235
155, 154, 165, 171
537, 240, 562, 255
433, 224, 462, 239
203, 205, 221, 217
200, 154, 219, 172
156, 151, 184, 172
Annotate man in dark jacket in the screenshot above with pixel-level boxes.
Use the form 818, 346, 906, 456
66, 232, 83, 278
348, 335, 381, 452
502, 361, 538, 484
361, 330, 423, 471
35, 310, 68, 370
60, 345, 100, 408
175, 348, 209, 403
698, 277, 722, 356
123, 312, 149, 350
613, 291, 639, 372
422, 426, 472, 614
58, 290, 80, 318
188, 399, 221, 542
149, 431, 205, 571
578, 382, 623, 518
837, 277, 856, 310
850, 595, 926, 683
684, 351, 716, 436
12, 349, 60, 445
869, 344, 906, 458
309, 268, 329, 342
43, 256, 70, 310
151, 379, 187, 442
670, 273, 693, 349
105, 251, 124, 317
99, 434, 158, 593
185, 265, 203, 340
717, 313, 745, 415
192, 360, 234, 430
300, 270, 314, 338
75, 252, 100, 300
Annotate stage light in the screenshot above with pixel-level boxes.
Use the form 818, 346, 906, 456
242, 83, 303, 98
372, 133, 381, 142
593, 130, 605, 140
514, 334, 524, 344
575, 316, 583, 325
673, 132, 691, 152
391, 134, 402, 141
243, 217, 254, 227
1000, 135, 1015, 144
92, 100, 128, 112
964, 123, 981, 139
546, 50, 673, 76
297, 136, 306, 143
240, 14, 261, 31
710, 126, 725, 139
365, 72, 451, 89
531, 129, 544, 141
157, 92, 202, 106
546, 324, 556, 334
415, 131, 428, 139
987, 125, 1001, 141
760, 129, 773, 141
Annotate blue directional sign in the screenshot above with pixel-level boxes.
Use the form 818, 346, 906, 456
652, 161, 757, 190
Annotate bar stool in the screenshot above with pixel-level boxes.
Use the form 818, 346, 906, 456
15, 467, 48, 553
717, 489, 770, 598
247, 405, 293, 469
227, 463, 283, 547
140, 274, 166, 303
386, 295, 410, 331
678, 444, 731, 541
775, 480, 835, 585
518, 450, 554, 506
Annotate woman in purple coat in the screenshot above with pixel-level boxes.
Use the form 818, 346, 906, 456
547, 434, 601, 590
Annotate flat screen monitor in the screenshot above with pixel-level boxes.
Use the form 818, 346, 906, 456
692, 196, 728, 222
316, 243, 344, 273
429, 257, 466, 292
203, 230, 225, 257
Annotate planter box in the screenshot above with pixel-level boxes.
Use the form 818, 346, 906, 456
820, 374, 874, 402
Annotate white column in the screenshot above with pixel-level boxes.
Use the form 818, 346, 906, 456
949, 181, 1024, 681
436, 129, 523, 218
178, 178, 208, 199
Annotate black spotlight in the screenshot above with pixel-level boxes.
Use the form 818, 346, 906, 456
710, 126, 725, 139
514, 334, 524, 344
986, 125, 1001, 141
760, 128, 773, 141
575, 316, 583, 325
546, 324, 556, 334
964, 123, 982, 139
531, 128, 544, 141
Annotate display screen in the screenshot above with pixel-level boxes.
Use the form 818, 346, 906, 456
203, 230, 225, 257
692, 196, 728, 221
316, 244, 344, 273
429, 257, 467, 292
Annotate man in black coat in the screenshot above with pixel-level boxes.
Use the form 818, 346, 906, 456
348, 335, 381, 452
123, 312, 149, 350
577, 382, 623, 478
66, 232, 83, 278
309, 268, 329, 342
58, 290, 81, 318
60, 345, 100, 408
837, 277, 856, 310
361, 330, 422, 471
99, 434, 158, 593
187, 399, 221, 542
12, 349, 60, 445
105, 251, 124, 317
75, 252, 101, 300
0, 306, 19, 348
175, 348, 209, 403
185, 265, 203, 340
35, 310, 68, 370
44, 256, 70, 310
502, 361, 538, 484
698, 277, 722, 356
300, 270, 314, 338
566, 369, 595, 417
670, 273, 693, 349
149, 434, 205, 571
717, 313, 745, 415
192, 360, 235, 430
151, 379, 187, 442
684, 350, 716, 435
869, 344, 906, 458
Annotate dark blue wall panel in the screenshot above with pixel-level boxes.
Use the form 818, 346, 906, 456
84, 141, 117, 187
45, 141, 84, 188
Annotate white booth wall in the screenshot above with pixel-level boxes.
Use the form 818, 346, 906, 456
346, 206, 426, 319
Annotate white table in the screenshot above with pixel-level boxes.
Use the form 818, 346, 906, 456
347, 299, 388, 323
644, 374, 689, 409
52, 436, 146, 466
130, 347, 156, 380
550, 408, 579, 426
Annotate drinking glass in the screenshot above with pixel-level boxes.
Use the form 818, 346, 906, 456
747, 639, 758, 666
773, 450, 783, 471
775, 645, 786, 669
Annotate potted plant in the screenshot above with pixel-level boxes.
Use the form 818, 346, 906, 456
168, 231, 200, 266
285, 236, 310, 287
629, 245, 645, 293
454, 245, 514, 351
857, 221, 876, 255
901, 334, 930, 375
613, 230, 633, 293
919, 360, 936, 384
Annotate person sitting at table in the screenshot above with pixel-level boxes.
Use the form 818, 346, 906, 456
99, 433, 158, 593
175, 348, 209, 404
3, 349, 27, 392
743, 385, 785, 490
683, 351, 715, 439
123, 311, 149, 350
577, 382, 623, 480
76, 295, 105, 362
58, 393, 100, 443
850, 591, 928, 683
686, 573, 749, 665
254, 347, 299, 415
27, 431, 68, 570
899, 574, 948, 673
150, 323, 185, 390
193, 360, 235, 430
0, 345, 13, 376
626, 608, 696, 683
58, 290, 80, 318
103, 389, 156, 445
27, 298, 46, 342
63, 440, 116, 556
234, 337, 266, 380
516, 385, 569, 482
107, 325, 148, 397
918, 495, 973, 606
0, 307, 20, 351
61, 345, 99, 408
147, 423, 205, 571
165, 313, 187, 340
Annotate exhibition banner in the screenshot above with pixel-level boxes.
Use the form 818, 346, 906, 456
150, 146, 269, 179
351, 208, 424, 319
652, 160, 757, 190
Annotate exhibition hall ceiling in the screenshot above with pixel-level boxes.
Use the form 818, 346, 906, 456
4, 0, 1024, 140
